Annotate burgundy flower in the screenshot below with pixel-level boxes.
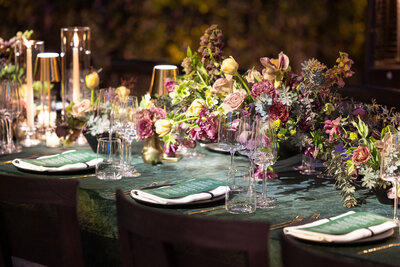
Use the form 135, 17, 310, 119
138, 118, 153, 140
304, 146, 319, 159
268, 102, 289, 124
250, 80, 277, 99
164, 143, 178, 155
298, 118, 311, 131
352, 107, 366, 120
164, 78, 178, 93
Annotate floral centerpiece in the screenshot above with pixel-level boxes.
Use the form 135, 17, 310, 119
56, 70, 101, 145
154, 24, 400, 208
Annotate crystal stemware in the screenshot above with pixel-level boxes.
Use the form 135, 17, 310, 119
218, 111, 245, 175
253, 120, 277, 209
0, 80, 21, 154
380, 132, 400, 224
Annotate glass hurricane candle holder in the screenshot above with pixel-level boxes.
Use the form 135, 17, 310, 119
60, 27, 91, 118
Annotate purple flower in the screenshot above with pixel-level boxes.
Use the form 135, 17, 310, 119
139, 118, 153, 140
164, 143, 178, 155
149, 107, 166, 121
164, 78, 178, 93
352, 107, 366, 120
254, 165, 278, 181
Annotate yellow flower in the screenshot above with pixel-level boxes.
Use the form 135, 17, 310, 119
290, 129, 296, 136
115, 86, 130, 98
187, 99, 207, 116
271, 119, 281, 129
85, 72, 99, 90
322, 103, 335, 115
349, 132, 358, 141
277, 133, 283, 139
154, 119, 172, 137
221, 56, 239, 75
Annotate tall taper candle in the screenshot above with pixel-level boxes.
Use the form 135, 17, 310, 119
72, 32, 80, 102
24, 39, 34, 128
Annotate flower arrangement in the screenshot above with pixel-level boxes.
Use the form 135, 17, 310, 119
0, 30, 33, 82
56, 70, 101, 144
156, 24, 400, 208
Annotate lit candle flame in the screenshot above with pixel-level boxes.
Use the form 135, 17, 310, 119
73, 33, 79, 48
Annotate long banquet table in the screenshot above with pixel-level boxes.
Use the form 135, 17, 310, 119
0, 141, 399, 267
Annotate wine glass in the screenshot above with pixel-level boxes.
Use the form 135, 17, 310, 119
121, 96, 141, 177
218, 111, 245, 175
0, 80, 21, 154
380, 132, 400, 224
237, 116, 257, 177
253, 120, 277, 209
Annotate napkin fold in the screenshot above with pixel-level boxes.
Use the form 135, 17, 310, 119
130, 178, 229, 205
12, 150, 102, 172
284, 211, 397, 243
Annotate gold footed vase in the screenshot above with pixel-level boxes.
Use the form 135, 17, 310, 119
142, 135, 163, 165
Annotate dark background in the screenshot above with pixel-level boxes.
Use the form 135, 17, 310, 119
0, 0, 368, 96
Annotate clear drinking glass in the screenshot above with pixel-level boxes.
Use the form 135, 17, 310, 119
380, 132, 400, 224
253, 120, 277, 209
120, 96, 141, 177
218, 111, 244, 175
96, 137, 122, 180
0, 80, 21, 154
225, 166, 257, 214
237, 116, 257, 177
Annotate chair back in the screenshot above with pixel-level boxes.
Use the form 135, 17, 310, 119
116, 189, 270, 267
0, 175, 84, 267
280, 233, 391, 267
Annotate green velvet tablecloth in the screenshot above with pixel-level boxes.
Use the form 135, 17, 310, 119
1, 142, 399, 267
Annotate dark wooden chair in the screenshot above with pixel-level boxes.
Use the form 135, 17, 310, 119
116, 189, 270, 267
280, 233, 392, 267
0, 175, 84, 267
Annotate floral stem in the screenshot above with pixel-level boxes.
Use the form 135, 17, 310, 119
236, 73, 254, 101
174, 116, 199, 125
196, 70, 208, 86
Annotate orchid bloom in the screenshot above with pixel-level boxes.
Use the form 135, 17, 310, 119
260, 52, 290, 84
324, 117, 341, 142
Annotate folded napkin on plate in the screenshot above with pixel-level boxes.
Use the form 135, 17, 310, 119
284, 211, 397, 243
12, 150, 102, 172
130, 178, 228, 205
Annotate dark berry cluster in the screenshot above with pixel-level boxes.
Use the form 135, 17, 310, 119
197, 25, 225, 80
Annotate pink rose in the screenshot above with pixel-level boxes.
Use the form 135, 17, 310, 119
71, 99, 91, 117
138, 118, 153, 140
251, 80, 277, 99
268, 102, 289, 124
352, 146, 370, 165
211, 77, 234, 96
222, 89, 247, 114
164, 78, 178, 93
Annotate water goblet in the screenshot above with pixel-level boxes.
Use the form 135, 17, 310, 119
120, 96, 141, 177
218, 111, 245, 175
380, 132, 400, 224
253, 120, 277, 209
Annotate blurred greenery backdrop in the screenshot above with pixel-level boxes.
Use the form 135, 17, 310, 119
0, 0, 367, 89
